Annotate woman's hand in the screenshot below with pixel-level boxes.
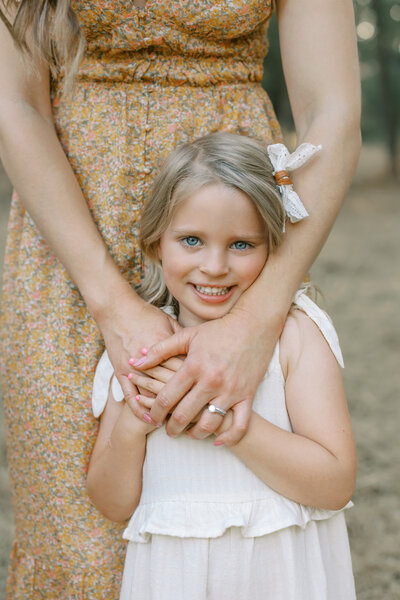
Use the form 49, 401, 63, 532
133, 359, 206, 428
131, 306, 284, 445
95, 287, 181, 419
129, 357, 184, 402
132, 358, 226, 430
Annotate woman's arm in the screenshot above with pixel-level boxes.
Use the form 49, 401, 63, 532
215, 311, 357, 510
0, 9, 177, 402
131, 0, 361, 444
0, 9, 119, 310
87, 390, 155, 521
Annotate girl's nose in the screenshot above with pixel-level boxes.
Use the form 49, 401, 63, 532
199, 250, 229, 277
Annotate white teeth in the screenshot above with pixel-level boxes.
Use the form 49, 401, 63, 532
195, 285, 230, 296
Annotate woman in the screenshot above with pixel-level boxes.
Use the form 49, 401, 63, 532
0, 0, 360, 597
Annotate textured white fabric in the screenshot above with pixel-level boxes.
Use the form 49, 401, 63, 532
121, 335, 350, 544
91, 294, 355, 599
267, 142, 322, 228
92, 351, 124, 418
121, 515, 355, 600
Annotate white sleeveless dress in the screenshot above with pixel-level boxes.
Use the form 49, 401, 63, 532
92, 292, 356, 600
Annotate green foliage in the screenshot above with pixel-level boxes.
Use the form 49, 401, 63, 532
355, 0, 399, 148
263, 1, 399, 156
262, 14, 293, 133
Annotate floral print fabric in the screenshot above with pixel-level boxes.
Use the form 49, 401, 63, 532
1, 1, 281, 597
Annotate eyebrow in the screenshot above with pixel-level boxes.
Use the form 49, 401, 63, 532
170, 228, 266, 240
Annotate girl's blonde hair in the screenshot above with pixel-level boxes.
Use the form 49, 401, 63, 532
0, 0, 85, 92
138, 133, 285, 309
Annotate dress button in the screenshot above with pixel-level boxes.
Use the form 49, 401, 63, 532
144, 124, 152, 132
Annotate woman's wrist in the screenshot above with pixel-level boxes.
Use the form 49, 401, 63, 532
230, 288, 288, 343
80, 253, 145, 325
231, 244, 304, 338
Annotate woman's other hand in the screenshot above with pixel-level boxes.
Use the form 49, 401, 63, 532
95, 288, 181, 418
128, 356, 184, 399
131, 306, 284, 445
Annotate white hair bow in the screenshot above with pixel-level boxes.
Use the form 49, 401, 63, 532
267, 142, 322, 230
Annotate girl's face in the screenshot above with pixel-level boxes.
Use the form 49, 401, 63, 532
158, 183, 269, 327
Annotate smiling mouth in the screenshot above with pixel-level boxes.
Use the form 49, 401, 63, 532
193, 284, 232, 296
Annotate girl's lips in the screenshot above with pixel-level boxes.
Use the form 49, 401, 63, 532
190, 284, 235, 304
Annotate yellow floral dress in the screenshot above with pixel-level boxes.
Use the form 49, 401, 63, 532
1, 1, 281, 597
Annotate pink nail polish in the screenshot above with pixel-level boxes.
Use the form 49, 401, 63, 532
141, 348, 148, 356
143, 413, 153, 424
132, 357, 146, 367
128, 373, 133, 380
214, 440, 224, 447
128, 358, 135, 366
135, 395, 140, 402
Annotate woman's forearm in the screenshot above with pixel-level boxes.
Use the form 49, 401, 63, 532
234, 0, 361, 329
226, 412, 355, 510
233, 112, 361, 327
0, 98, 138, 317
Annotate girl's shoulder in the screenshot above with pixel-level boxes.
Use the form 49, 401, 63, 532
279, 309, 315, 379
279, 292, 344, 380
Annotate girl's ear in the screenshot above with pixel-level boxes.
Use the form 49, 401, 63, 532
157, 243, 162, 263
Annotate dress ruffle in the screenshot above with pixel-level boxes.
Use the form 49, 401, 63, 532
123, 497, 352, 543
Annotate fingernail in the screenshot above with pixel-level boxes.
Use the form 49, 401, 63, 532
214, 440, 224, 447
143, 413, 153, 424
135, 395, 140, 402
141, 348, 148, 355
132, 357, 146, 367
128, 373, 133, 380
128, 358, 135, 366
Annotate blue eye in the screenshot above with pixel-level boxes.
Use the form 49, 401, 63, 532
182, 236, 200, 247
232, 241, 250, 250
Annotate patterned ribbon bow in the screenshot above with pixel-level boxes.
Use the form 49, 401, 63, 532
267, 142, 322, 230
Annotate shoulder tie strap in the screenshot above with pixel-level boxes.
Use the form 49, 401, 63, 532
92, 350, 124, 417
293, 289, 344, 368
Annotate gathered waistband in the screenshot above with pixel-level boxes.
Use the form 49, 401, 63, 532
70, 53, 264, 86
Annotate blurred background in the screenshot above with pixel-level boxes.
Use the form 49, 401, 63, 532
1, 0, 399, 598
264, 0, 400, 177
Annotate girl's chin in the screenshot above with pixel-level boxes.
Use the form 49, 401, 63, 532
178, 301, 235, 327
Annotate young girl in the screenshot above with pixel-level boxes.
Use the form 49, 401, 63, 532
87, 133, 357, 600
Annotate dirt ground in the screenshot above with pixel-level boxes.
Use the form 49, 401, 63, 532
0, 146, 399, 599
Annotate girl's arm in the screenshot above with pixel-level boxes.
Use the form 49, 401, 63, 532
87, 390, 155, 521
0, 8, 177, 405
131, 0, 361, 444
215, 311, 357, 511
